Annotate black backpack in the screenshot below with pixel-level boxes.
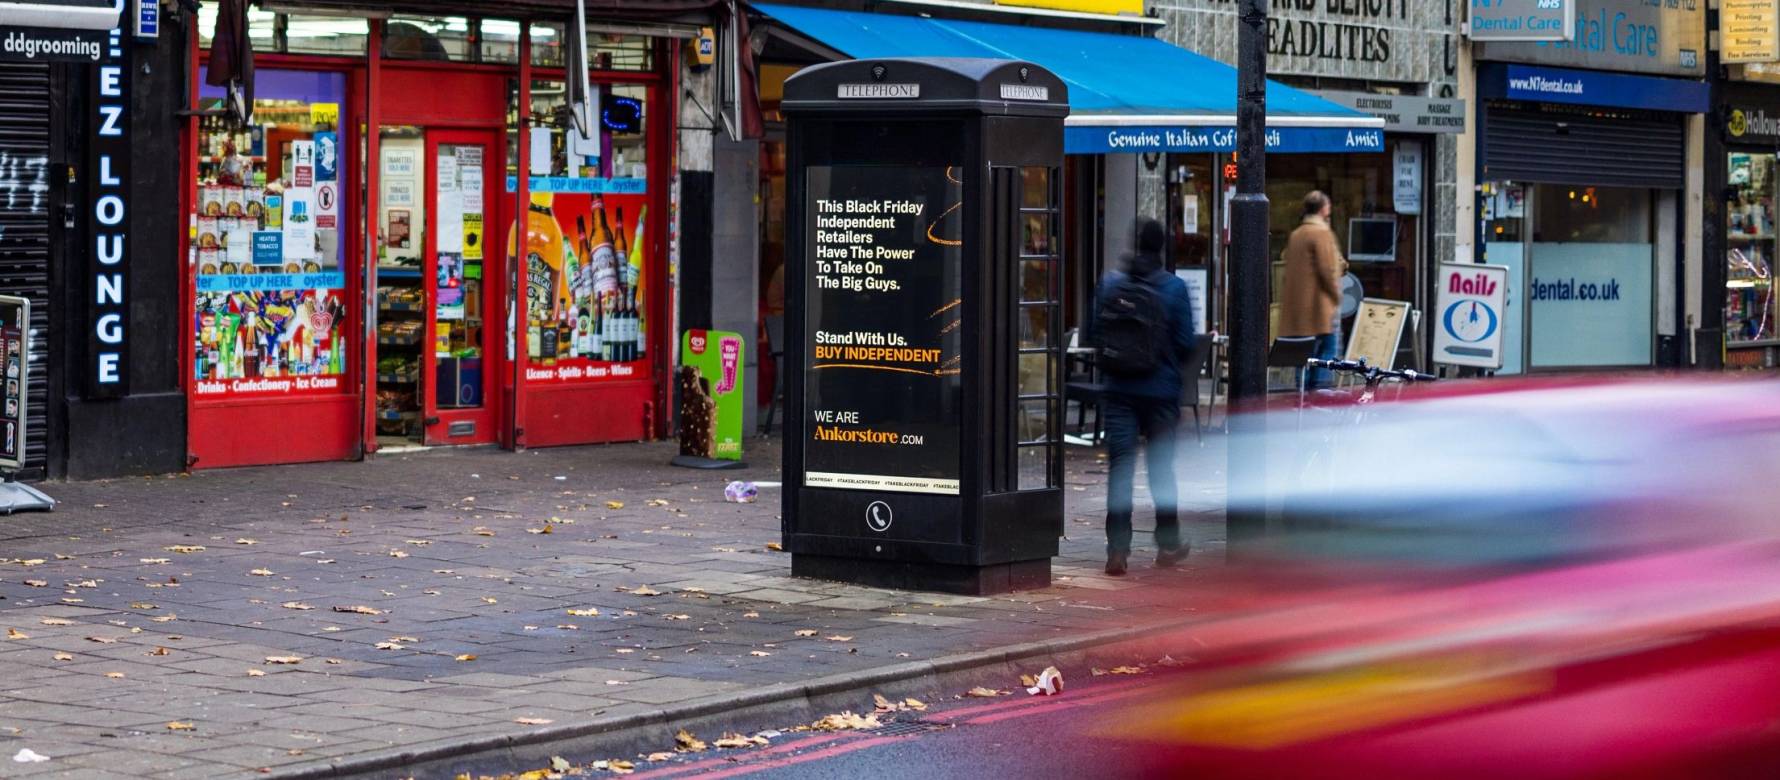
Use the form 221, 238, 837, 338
1095, 272, 1166, 377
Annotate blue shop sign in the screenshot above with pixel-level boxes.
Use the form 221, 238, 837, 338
1064, 125, 1384, 155
1489, 63, 1707, 113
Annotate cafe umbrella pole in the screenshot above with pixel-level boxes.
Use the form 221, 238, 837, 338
1228, 0, 1269, 549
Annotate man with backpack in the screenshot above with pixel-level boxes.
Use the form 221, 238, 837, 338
1091, 218, 1195, 576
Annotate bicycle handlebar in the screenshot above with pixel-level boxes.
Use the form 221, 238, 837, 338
1305, 358, 1438, 382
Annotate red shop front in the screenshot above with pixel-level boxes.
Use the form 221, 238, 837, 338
182, 12, 676, 468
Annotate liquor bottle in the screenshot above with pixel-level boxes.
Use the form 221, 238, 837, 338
572, 215, 594, 304
600, 293, 616, 362
508, 192, 565, 326
528, 316, 542, 360
590, 296, 604, 359
557, 298, 574, 359
589, 200, 619, 299
539, 313, 557, 361
194, 337, 208, 381
575, 306, 593, 356
629, 205, 647, 356
612, 206, 630, 293
618, 290, 635, 362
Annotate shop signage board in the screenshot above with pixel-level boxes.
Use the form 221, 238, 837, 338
802, 164, 963, 496
678, 330, 744, 461
1153, 0, 1449, 83
86, 28, 126, 398
1434, 263, 1509, 369
133, 0, 156, 39
1173, 267, 1208, 336
1467, 0, 1574, 42
1345, 298, 1411, 370
1476, 0, 1705, 77
1312, 91, 1466, 134
1490, 63, 1709, 113
1723, 0, 1780, 64
1064, 124, 1382, 154
994, 0, 1141, 14
1725, 85, 1780, 142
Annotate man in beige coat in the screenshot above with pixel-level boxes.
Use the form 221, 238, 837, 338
1278, 190, 1347, 389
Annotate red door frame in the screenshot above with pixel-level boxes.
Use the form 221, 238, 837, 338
183, 37, 369, 469
422, 129, 503, 445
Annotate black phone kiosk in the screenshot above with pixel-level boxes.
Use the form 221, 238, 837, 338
781, 59, 1069, 594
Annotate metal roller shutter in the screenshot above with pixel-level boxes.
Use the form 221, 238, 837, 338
1483, 103, 1685, 189
0, 63, 53, 475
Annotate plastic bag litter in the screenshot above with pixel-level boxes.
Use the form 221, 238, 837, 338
724, 481, 759, 503
13, 749, 49, 763
1026, 666, 1064, 696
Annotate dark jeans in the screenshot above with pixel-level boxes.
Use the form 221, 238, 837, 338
1304, 331, 1341, 390
1104, 392, 1180, 555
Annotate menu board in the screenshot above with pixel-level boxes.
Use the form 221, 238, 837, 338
803, 165, 963, 496
0, 296, 26, 471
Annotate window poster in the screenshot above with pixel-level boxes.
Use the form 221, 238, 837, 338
512, 191, 652, 383
801, 165, 964, 496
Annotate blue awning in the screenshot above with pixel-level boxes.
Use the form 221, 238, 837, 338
752, 3, 1384, 154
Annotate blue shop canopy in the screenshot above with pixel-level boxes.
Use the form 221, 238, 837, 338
752, 3, 1383, 154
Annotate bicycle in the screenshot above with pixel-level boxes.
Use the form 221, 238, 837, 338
1287, 358, 1438, 507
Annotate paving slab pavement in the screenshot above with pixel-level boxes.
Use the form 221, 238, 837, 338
0, 434, 1226, 778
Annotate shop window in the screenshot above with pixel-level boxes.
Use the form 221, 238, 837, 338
503, 79, 655, 379
1726, 153, 1776, 344
1015, 166, 1061, 492
383, 17, 474, 62
480, 21, 565, 67
587, 31, 654, 71
1163, 155, 1214, 269
198, 6, 276, 50
192, 72, 350, 394
1527, 184, 1654, 368
282, 15, 370, 56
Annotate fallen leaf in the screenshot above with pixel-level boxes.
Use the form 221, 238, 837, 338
966, 687, 1005, 698
712, 733, 763, 749
614, 647, 635, 654
246, 669, 266, 677
281, 602, 314, 610
149, 615, 178, 623
644, 752, 676, 762
645, 499, 671, 507
904, 698, 927, 711
147, 647, 171, 656
325, 658, 343, 665
455, 654, 477, 662
481, 597, 498, 605
824, 635, 854, 642
811, 711, 881, 731
605, 501, 625, 509
681, 586, 706, 593
264, 656, 303, 665
52, 652, 73, 661
166, 721, 195, 731
1109, 666, 1144, 675
1020, 674, 1038, 687
526, 525, 553, 535
664, 614, 690, 621
85, 636, 117, 644
873, 693, 897, 712
566, 608, 600, 617
164, 545, 206, 554
748, 650, 772, 657
129, 602, 158, 610
742, 611, 760, 619
597, 758, 636, 774
630, 586, 662, 597
404, 539, 432, 546
374, 642, 405, 651
1091, 668, 1108, 676
248, 569, 275, 577
139, 558, 170, 564
331, 605, 383, 615
22, 579, 45, 587
766, 542, 784, 552
514, 717, 554, 725
234, 538, 259, 545
473, 527, 495, 536
674, 728, 707, 752
104, 672, 124, 678
6, 628, 27, 640
388, 550, 409, 558
793, 629, 818, 637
